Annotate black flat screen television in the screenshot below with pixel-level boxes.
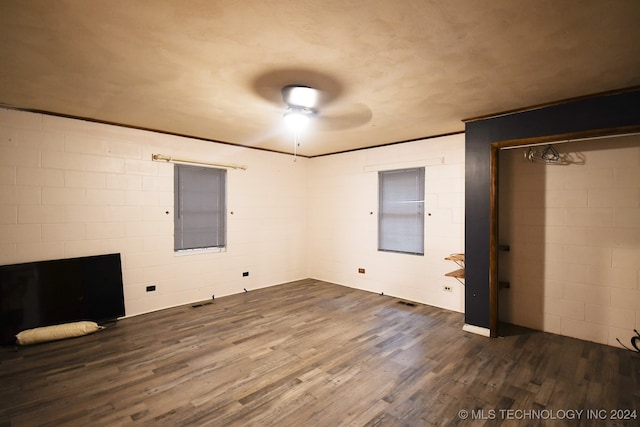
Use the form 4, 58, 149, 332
0, 253, 125, 344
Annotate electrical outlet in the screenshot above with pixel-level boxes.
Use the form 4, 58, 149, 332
358, 268, 365, 274
146, 285, 156, 292
443, 285, 452, 292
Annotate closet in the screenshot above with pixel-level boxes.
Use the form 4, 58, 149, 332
497, 133, 640, 347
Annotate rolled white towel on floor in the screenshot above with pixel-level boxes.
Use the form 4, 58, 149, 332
15, 321, 102, 345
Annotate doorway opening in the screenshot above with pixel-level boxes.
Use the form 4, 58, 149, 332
489, 128, 640, 344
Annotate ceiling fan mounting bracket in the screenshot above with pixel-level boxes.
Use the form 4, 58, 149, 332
281, 85, 320, 109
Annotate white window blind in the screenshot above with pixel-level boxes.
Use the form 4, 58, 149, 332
378, 167, 425, 255
174, 164, 226, 251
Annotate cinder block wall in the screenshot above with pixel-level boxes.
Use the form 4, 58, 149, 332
499, 134, 640, 347
308, 134, 466, 313
0, 108, 309, 316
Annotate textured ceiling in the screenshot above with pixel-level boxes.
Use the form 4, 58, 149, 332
1, 0, 639, 157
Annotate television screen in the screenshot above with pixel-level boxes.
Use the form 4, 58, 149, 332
0, 253, 125, 344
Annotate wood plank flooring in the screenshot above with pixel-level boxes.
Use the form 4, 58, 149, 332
1, 279, 638, 426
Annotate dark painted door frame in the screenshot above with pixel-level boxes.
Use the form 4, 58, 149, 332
488, 126, 640, 337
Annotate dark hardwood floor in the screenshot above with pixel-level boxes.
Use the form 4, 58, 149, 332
1, 279, 638, 426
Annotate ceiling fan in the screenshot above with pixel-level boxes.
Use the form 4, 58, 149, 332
281, 85, 319, 132
251, 68, 373, 143
278, 83, 372, 135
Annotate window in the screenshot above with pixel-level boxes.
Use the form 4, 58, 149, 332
378, 167, 425, 255
174, 164, 226, 251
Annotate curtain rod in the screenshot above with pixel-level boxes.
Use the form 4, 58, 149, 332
152, 154, 248, 170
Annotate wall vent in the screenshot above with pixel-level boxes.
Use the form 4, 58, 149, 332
397, 301, 417, 307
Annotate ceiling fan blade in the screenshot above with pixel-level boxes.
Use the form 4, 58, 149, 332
313, 103, 373, 131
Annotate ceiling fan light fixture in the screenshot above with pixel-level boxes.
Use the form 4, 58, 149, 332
283, 107, 311, 131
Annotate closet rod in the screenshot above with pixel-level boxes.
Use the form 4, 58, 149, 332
152, 154, 248, 170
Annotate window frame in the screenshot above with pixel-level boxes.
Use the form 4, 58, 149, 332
174, 164, 227, 253
377, 167, 425, 256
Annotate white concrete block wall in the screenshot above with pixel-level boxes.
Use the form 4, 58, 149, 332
307, 134, 466, 313
499, 134, 640, 348
0, 108, 309, 317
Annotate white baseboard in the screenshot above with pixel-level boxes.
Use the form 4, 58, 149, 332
462, 323, 491, 337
